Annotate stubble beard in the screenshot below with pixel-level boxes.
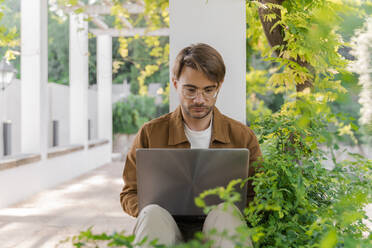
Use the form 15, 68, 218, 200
182, 103, 213, 120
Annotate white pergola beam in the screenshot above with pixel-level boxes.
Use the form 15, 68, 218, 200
91, 15, 109, 30
61, 3, 144, 15
119, 16, 133, 29
90, 28, 169, 37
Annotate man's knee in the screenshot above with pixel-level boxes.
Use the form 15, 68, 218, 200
139, 204, 167, 216
215, 202, 239, 211
134, 204, 182, 246
203, 203, 252, 248
138, 204, 172, 221
209, 202, 244, 220
203, 203, 247, 235
136, 204, 179, 233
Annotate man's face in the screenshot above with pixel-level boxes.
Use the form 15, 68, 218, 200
173, 67, 221, 120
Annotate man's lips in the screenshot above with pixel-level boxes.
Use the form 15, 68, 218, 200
190, 107, 207, 111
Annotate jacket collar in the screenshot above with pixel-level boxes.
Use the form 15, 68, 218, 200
211, 106, 231, 144
168, 105, 230, 146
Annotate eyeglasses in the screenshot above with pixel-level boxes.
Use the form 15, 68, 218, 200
181, 84, 219, 100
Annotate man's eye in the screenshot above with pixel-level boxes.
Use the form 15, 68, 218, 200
186, 88, 196, 93
204, 88, 214, 93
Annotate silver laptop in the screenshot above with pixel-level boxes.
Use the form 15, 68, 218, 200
136, 148, 249, 216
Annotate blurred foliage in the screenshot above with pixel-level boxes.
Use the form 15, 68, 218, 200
58, 0, 170, 92
0, 0, 170, 90
243, 1, 372, 246
244, 112, 371, 247
57, 225, 213, 248
112, 94, 156, 134
349, 17, 372, 144
113, 94, 168, 134
113, 36, 169, 94
109, 0, 169, 95
246, 68, 276, 126
0, 0, 19, 76
48, 4, 170, 88
48, 12, 69, 84
245, 0, 372, 146
328, 72, 363, 145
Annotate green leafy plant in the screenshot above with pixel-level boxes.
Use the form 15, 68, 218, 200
113, 94, 157, 134
0, 0, 19, 62
245, 0, 372, 145
57, 225, 213, 248
244, 111, 371, 247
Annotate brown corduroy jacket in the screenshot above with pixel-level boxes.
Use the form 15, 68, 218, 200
120, 106, 262, 217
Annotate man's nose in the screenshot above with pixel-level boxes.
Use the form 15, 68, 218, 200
193, 91, 206, 104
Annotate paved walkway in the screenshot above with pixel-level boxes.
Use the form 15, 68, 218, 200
0, 162, 136, 248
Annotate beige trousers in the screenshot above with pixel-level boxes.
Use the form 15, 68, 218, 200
133, 204, 253, 248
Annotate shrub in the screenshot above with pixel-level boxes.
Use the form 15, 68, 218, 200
112, 94, 157, 134
245, 113, 371, 247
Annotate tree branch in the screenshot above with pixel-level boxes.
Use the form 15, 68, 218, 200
257, 0, 313, 92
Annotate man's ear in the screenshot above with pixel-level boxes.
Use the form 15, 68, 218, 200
217, 81, 224, 90
172, 77, 178, 89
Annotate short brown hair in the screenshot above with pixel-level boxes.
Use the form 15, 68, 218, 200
172, 43, 226, 84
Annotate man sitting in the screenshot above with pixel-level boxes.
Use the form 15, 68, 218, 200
120, 43, 262, 247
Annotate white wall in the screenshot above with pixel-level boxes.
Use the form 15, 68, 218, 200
0, 79, 21, 156
0, 144, 111, 208
90, 82, 131, 104
112, 83, 130, 103
88, 88, 98, 140
48, 83, 70, 147
169, 0, 246, 123
0, 82, 99, 158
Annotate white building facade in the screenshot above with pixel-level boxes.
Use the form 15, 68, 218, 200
0, 80, 100, 157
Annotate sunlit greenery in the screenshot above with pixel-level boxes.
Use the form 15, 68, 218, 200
113, 94, 168, 134
0, 0, 19, 76
245, 0, 372, 146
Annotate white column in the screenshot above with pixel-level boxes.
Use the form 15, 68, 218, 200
97, 35, 112, 151
69, 13, 89, 146
169, 0, 246, 123
0, 89, 4, 157
20, 0, 49, 158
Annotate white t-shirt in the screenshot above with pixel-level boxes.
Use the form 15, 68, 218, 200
184, 119, 212, 149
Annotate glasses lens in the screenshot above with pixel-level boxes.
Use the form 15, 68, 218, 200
182, 86, 217, 99
182, 87, 197, 98
203, 88, 217, 98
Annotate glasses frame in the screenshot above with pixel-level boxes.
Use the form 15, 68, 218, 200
177, 81, 220, 100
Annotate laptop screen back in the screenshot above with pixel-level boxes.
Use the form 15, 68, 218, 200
136, 148, 249, 216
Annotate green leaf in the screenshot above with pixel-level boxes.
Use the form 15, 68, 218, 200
320, 229, 337, 248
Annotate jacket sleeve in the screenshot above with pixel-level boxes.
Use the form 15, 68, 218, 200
120, 126, 148, 217
246, 128, 263, 203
